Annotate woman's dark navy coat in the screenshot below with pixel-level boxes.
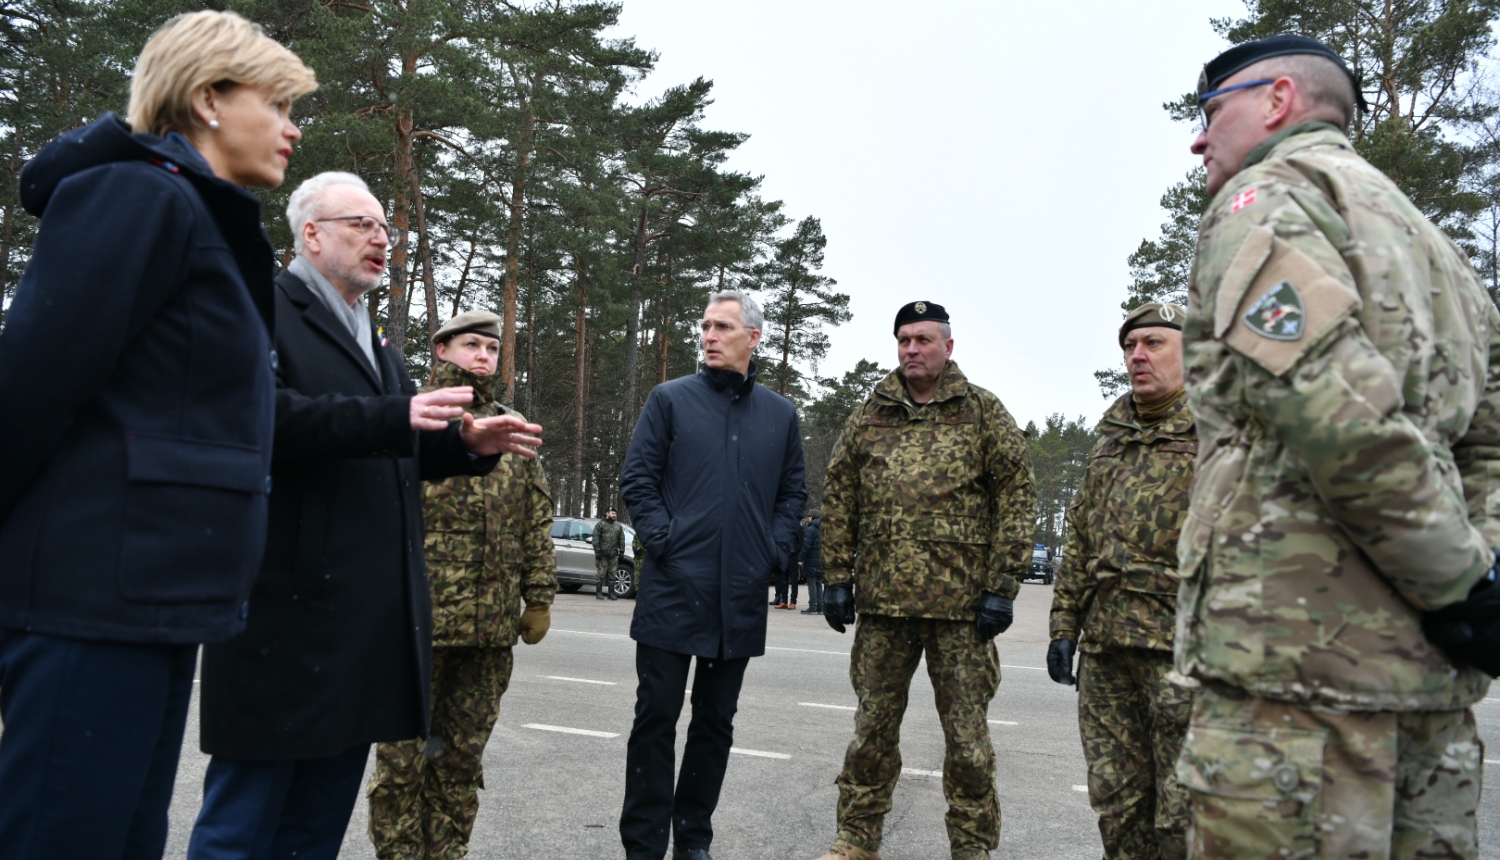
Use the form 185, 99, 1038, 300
0, 114, 276, 644
620, 364, 805, 660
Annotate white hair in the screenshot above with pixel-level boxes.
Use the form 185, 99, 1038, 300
707, 289, 764, 331
286, 171, 371, 255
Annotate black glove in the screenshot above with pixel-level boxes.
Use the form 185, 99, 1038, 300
974, 592, 1013, 640
823, 582, 855, 633
1423, 566, 1500, 677
1047, 638, 1078, 686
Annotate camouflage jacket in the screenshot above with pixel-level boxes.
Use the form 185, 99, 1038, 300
1178, 123, 1499, 711
423, 361, 557, 648
1050, 393, 1195, 654
593, 519, 625, 558
823, 362, 1037, 619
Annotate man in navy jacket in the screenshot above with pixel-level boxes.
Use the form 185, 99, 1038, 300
619, 289, 806, 860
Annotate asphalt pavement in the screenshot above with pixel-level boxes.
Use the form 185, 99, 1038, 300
135, 583, 1495, 858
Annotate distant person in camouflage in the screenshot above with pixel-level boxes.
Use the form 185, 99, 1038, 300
594, 508, 626, 600
368, 310, 558, 860
814, 301, 1037, 860
1177, 36, 1497, 859
1046, 302, 1196, 860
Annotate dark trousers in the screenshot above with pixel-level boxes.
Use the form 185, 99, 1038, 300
0, 629, 197, 860
780, 564, 800, 605
620, 642, 750, 860
186, 743, 370, 860
805, 572, 825, 609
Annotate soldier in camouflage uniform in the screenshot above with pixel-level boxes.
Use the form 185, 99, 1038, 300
1047, 302, 1196, 860
593, 508, 625, 600
368, 311, 558, 860
814, 302, 1037, 860
1176, 37, 1495, 859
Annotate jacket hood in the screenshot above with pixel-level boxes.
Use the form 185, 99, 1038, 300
20, 113, 215, 217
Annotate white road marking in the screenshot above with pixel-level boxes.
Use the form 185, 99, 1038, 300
730, 747, 791, 759
801, 702, 857, 711
524, 723, 619, 738
988, 720, 1018, 725
1001, 664, 1046, 671
545, 676, 616, 685
1072, 785, 1089, 793
1479, 698, 1500, 706
1486, 759, 1498, 765
902, 767, 942, 777
551, 629, 630, 639
766, 646, 852, 656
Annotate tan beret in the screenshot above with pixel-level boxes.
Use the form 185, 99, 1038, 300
432, 310, 501, 345
1119, 302, 1186, 348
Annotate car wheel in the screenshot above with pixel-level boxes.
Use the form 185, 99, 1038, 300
558, 583, 582, 594
613, 565, 636, 600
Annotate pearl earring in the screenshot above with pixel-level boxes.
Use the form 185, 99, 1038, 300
208, 119, 220, 129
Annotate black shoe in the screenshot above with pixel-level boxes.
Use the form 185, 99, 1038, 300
769, 598, 783, 606
672, 848, 713, 860
801, 607, 820, 614
608, 591, 618, 601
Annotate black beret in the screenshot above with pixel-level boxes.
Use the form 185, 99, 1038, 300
893, 301, 949, 336
1198, 35, 1363, 110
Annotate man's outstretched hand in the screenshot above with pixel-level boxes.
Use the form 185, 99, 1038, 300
410, 387, 477, 431
460, 412, 543, 458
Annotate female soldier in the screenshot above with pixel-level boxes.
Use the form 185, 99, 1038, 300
367, 311, 558, 860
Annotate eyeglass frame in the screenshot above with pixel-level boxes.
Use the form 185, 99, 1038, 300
315, 215, 405, 248
1196, 78, 1275, 130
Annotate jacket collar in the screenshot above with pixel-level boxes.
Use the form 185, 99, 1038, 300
276, 269, 385, 392
873, 360, 970, 410
433, 359, 505, 410
1242, 121, 1348, 171
1099, 390, 1195, 440
701, 360, 760, 397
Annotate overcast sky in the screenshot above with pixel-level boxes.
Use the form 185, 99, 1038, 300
608, 0, 1245, 430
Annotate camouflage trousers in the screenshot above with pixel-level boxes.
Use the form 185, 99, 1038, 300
368, 646, 514, 860
1177, 686, 1484, 860
1077, 648, 1191, 860
835, 614, 1001, 860
596, 555, 617, 590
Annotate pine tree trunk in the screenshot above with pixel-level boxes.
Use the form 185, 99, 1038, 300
572, 259, 588, 523
387, 92, 417, 354
500, 90, 535, 407
409, 147, 438, 377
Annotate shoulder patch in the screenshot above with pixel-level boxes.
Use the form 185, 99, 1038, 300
1231, 187, 1256, 212
1222, 234, 1360, 377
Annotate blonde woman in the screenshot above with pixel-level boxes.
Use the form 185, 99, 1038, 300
0, 11, 314, 859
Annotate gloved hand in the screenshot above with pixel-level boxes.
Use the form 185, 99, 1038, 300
1422, 566, 1499, 677
518, 602, 551, 645
1047, 638, 1078, 686
974, 592, 1014, 640
823, 582, 855, 633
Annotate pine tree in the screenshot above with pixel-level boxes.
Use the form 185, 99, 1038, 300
752, 217, 852, 398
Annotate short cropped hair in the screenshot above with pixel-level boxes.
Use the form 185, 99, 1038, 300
287, 172, 371, 255
707, 289, 764, 332
128, 10, 317, 137
1246, 53, 1358, 131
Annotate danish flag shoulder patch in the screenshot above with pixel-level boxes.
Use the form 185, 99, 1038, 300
1231, 187, 1257, 212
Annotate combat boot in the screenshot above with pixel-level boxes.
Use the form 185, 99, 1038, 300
608, 586, 618, 601
595, 584, 606, 600
815, 839, 880, 860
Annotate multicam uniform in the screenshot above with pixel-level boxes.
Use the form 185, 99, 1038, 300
593, 517, 625, 593
1049, 393, 1196, 860
822, 362, 1036, 860
368, 361, 557, 860
1178, 122, 1497, 859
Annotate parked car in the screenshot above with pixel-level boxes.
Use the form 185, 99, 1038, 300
1027, 545, 1054, 585
550, 515, 638, 598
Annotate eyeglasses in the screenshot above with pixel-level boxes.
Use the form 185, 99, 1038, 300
316, 215, 405, 248
1197, 79, 1274, 131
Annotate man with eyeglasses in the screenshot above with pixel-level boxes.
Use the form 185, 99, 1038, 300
1176, 35, 1497, 859
188, 171, 544, 857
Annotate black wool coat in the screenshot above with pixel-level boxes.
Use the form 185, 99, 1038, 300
199, 270, 495, 760
621, 364, 805, 660
0, 115, 276, 644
